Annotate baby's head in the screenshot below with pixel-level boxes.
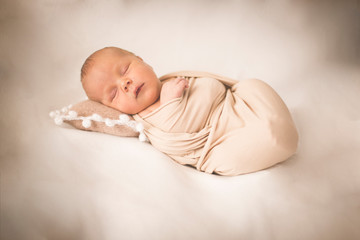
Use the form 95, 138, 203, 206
81, 47, 161, 114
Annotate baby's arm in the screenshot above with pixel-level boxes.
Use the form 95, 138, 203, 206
160, 77, 189, 105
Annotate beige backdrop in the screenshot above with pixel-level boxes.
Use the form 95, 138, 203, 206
1, 0, 359, 239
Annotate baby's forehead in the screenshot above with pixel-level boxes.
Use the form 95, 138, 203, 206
85, 55, 122, 83
94, 50, 128, 67
97, 47, 129, 59
91, 50, 114, 64
83, 48, 131, 82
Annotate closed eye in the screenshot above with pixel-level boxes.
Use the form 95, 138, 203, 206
122, 64, 130, 75
110, 88, 117, 101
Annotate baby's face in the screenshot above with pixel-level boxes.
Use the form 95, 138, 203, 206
82, 49, 161, 114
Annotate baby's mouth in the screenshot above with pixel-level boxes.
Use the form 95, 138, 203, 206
135, 83, 144, 97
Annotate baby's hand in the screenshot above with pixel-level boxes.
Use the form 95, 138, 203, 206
160, 77, 189, 105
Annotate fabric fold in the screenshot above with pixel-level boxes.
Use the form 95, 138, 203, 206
134, 71, 298, 176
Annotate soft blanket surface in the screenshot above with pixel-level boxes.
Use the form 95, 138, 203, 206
1, 0, 359, 239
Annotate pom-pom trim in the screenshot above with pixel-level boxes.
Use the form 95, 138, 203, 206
49, 104, 147, 142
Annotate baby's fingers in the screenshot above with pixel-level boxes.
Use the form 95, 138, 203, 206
182, 78, 189, 88
176, 77, 189, 88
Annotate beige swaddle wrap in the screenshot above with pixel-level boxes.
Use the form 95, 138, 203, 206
134, 71, 298, 176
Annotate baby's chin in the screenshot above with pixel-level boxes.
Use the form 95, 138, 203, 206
116, 105, 142, 115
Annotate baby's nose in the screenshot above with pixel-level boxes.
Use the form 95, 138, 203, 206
121, 78, 132, 92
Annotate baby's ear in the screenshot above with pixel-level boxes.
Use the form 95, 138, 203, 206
136, 56, 143, 61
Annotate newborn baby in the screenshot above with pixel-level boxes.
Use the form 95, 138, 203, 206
81, 47, 299, 176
